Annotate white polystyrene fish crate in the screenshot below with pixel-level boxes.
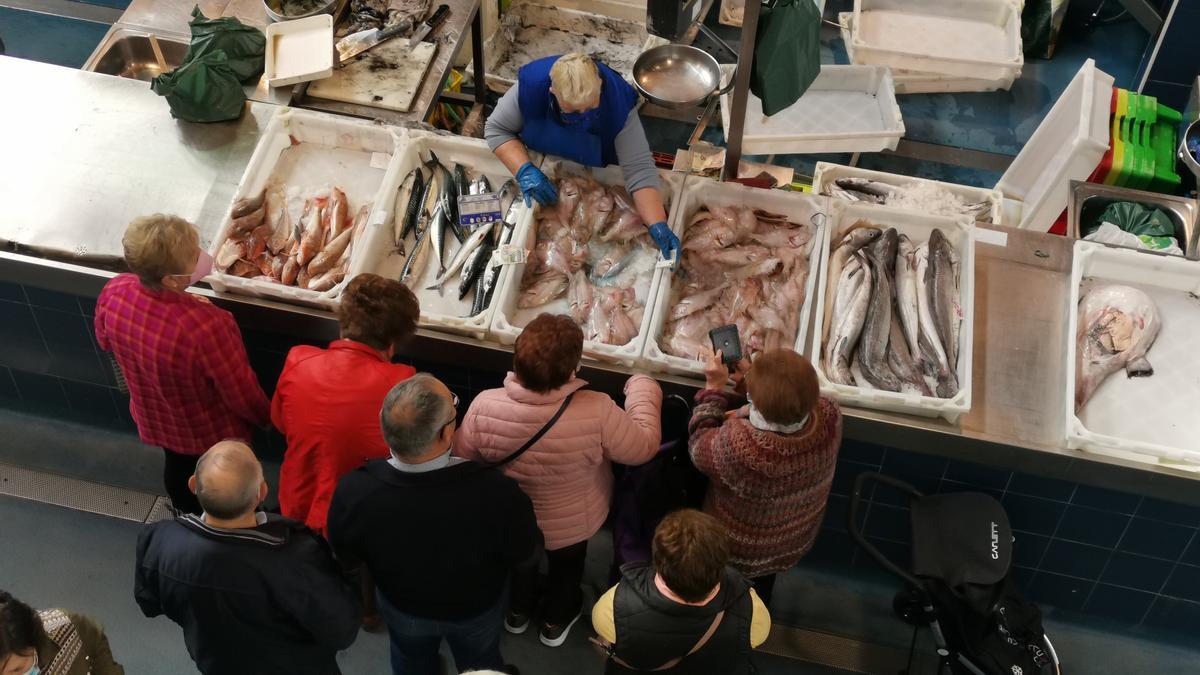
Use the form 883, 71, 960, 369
810, 202, 975, 422
640, 179, 828, 379
849, 0, 1024, 81
468, 0, 668, 93
206, 107, 400, 309
1065, 241, 1200, 470
812, 162, 1004, 225
997, 59, 1113, 232
348, 130, 535, 339
489, 159, 684, 367
718, 65, 905, 155
839, 12, 1016, 93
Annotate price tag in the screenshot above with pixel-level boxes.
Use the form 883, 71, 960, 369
497, 244, 527, 265
458, 192, 503, 228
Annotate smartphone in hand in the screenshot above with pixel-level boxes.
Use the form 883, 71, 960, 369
708, 324, 742, 364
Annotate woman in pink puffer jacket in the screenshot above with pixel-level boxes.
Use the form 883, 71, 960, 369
455, 313, 662, 647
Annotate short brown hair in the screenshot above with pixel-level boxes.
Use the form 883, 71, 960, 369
337, 274, 420, 351
745, 349, 818, 425
513, 313, 583, 393
123, 214, 198, 288
652, 509, 730, 602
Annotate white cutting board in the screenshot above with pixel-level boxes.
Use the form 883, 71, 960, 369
308, 40, 436, 112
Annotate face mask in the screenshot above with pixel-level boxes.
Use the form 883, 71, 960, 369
560, 108, 600, 128
22, 662, 39, 675
189, 249, 215, 285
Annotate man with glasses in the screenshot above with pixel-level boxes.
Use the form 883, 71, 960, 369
327, 375, 540, 675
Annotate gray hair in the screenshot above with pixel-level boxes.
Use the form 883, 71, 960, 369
381, 374, 453, 459
194, 440, 263, 520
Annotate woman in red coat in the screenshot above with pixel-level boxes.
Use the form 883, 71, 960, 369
272, 273, 421, 536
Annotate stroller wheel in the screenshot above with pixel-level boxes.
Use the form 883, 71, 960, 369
892, 589, 930, 626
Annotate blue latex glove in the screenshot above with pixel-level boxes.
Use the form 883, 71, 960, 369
648, 221, 680, 263
515, 162, 557, 207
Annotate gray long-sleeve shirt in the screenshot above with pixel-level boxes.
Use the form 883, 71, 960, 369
485, 82, 661, 195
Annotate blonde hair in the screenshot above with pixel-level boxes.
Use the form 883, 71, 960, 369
122, 214, 199, 288
549, 53, 601, 109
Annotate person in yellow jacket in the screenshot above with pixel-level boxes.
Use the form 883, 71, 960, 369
591, 510, 770, 673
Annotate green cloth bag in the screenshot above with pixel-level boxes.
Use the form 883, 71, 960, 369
1085, 201, 1179, 250
750, 0, 821, 117
182, 5, 266, 83
151, 51, 247, 123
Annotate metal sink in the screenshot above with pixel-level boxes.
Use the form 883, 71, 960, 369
83, 28, 189, 82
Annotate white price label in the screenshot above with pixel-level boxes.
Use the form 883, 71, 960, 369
497, 244, 527, 265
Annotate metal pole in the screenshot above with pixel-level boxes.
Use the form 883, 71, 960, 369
722, 0, 760, 181
471, 0, 487, 103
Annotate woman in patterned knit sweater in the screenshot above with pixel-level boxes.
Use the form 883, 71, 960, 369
688, 349, 842, 605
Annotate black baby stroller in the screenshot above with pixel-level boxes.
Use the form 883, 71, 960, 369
849, 472, 1062, 675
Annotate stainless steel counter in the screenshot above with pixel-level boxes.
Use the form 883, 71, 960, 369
0, 56, 274, 262
4, 59, 1200, 503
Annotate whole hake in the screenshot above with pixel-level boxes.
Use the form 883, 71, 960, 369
822, 225, 882, 343
858, 228, 902, 392
824, 253, 871, 386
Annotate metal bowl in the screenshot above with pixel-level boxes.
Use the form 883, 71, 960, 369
263, 0, 337, 23
1179, 119, 1200, 183
633, 44, 722, 109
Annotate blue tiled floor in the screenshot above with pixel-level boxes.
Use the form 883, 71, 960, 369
0, 7, 110, 69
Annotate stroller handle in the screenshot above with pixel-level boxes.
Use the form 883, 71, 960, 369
848, 472, 924, 590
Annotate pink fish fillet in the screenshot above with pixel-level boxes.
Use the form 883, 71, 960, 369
1074, 283, 1161, 411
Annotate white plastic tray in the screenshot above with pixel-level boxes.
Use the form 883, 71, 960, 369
469, 1, 668, 93
206, 108, 398, 309
719, 65, 904, 156
348, 130, 535, 338
810, 202, 975, 422
839, 12, 1016, 93
997, 59, 1114, 232
812, 161, 1004, 225
641, 179, 828, 378
1065, 242, 1200, 470
265, 15, 334, 88
489, 160, 684, 367
850, 0, 1023, 81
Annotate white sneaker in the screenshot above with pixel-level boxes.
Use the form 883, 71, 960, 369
538, 613, 581, 647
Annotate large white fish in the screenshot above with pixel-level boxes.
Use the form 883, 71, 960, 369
1074, 283, 1161, 411
824, 253, 871, 385
914, 244, 958, 398
822, 226, 883, 343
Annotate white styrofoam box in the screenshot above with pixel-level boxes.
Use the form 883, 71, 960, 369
719, 65, 905, 155
489, 160, 684, 367
470, 1, 668, 93
347, 130, 535, 338
839, 12, 1016, 93
1065, 241, 1200, 470
998, 59, 1113, 232
264, 15, 334, 88
812, 161, 1004, 225
810, 202, 975, 422
640, 180, 828, 379
206, 108, 399, 309
850, 0, 1024, 81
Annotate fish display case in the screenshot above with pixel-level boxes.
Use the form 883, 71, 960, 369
810, 202, 975, 423
205, 107, 401, 309
1065, 241, 1200, 470
468, 0, 667, 93
812, 161, 1004, 225
349, 130, 536, 339
489, 160, 684, 368
640, 180, 828, 377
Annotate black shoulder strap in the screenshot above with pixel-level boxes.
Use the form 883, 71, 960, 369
489, 393, 575, 469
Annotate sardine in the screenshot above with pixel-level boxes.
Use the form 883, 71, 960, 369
428, 221, 494, 292
1074, 283, 1161, 411
460, 239, 494, 301
894, 234, 922, 361
888, 316, 932, 396
231, 189, 267, 219
822, 226, 883, 343
824, 254, 871, 385
927, 229, 961, 371
400, 214, 432, 286
914, 244, 958, 398
396, 167, 425, 248
859, 229, 902, 392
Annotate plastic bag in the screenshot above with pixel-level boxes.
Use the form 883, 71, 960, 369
1092, 201, 1177, 240
1083, 222, 1183, 256
750, 0, 820, 117
151, 51, 247, 123
182, 5, 265, 83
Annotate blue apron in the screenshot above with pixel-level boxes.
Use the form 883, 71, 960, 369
517, 56, 638, 167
